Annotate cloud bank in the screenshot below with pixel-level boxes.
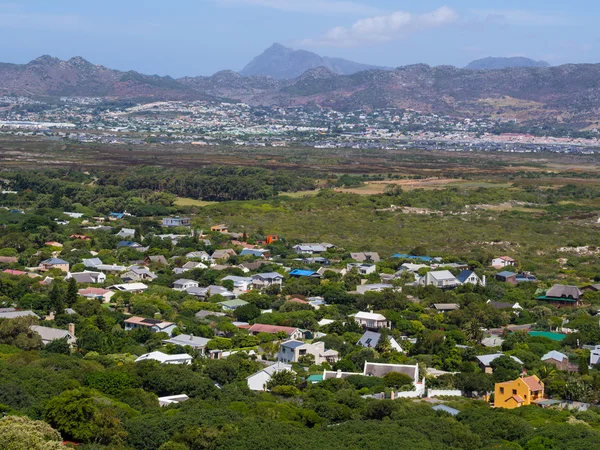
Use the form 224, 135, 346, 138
301, 6, 459, 47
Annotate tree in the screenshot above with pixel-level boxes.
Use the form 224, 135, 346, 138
233, 303, 261, 322
490, 355, 522, 383
383, 372, 413, 388
266, 370, 297, 390
44, 337, 71, 355
65, 277, 78, 307
298, 353, 315, 366
0, 415, 63, 450
0, 315, 43, 350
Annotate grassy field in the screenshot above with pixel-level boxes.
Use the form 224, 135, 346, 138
174, 197, 217, 207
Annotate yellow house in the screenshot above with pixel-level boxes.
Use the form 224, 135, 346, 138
494, 375, 544, 409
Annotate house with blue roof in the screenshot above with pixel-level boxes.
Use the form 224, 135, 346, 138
289, 269, 320, 278
277, 339, 339, 365
40, 258, 69, 273
456, 270, 486, 286
239, 248, 270, 258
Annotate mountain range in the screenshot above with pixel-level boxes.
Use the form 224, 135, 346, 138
3, 52, 600, 127
240, 43, 390, 79
464, 57, 551, 70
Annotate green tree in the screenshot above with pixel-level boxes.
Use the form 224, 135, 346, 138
0, 415, 63, 450
65, 277, 78, 307
266, 370, 297, 390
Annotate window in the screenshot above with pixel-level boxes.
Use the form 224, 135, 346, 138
500, 387, 504, 394
512, 389, 517, 395
299, 349, 306, 356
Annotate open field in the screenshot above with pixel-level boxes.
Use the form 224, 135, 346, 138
174, 197, 216, 207
2, 137, 600, 183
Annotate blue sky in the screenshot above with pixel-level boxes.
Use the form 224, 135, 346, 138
0, 0, 598, 76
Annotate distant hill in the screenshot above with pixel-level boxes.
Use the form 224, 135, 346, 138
465, 57, 550, 70
6, 54, 600, 128
239, 43, 389, 79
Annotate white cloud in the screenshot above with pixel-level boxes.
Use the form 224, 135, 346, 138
302, 6, 459, 47
472, 9, 571, 26
217, 0, 379, 15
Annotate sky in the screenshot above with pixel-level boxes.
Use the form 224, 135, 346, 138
0, 0, 598, 77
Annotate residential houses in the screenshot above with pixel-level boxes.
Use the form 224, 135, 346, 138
251, 272, 284, 289
162, 217, 191, 227
124, 317, 177, 336
492, 256, 515, 269
135, 351, 192, 365
40, 258, 69, 273
354, 311, 390, 330
350, 252, 380, 262
248, 324, 304, 340
494, 375, 544, 409
78, 287, 114, 303
277, 340, 339, 365
419, 270, 460, 289
347, 262, 376, 275
247, 362, 294, 391
537, 284, 583, 306
66, 271, 106, 284
30, 324, 76, 347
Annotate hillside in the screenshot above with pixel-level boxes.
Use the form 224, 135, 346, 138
465, 57, 551, 70
239, 43, 389, 79
5, 55, 600, 126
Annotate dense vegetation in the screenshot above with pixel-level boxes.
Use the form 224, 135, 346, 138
3, 165, 600, 448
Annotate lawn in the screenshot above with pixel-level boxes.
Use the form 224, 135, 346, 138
174, 197, 217, 207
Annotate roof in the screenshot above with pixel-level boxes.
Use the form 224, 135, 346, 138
163, 334, 210, 348
432, 303, 460, 311
252, 272, 284, 280
195, 310, 226, 318
218, 299, 249, 308
281, 340, 305, 349
30, 325, 72, 342
249, 323, 298, 335
545, 284, 582, 299
496, 256, 515, 262
0, 310, 39, 319
135, 351, 192, 363
354, 311, 387, 321
521, 375, 544, 392
488, 301, 515, 309
248, 361, 294, 378
79, 287, 112, 296
124, 316, 174, 329
110, 283, 148, 292
456, 270, 475, 283
363, 362, 418, 381
392, 253, 434, 261
511, 395, 525, 403
476, 353, 523, 367
83, 258, 103, 267
428, 270, 457, 281
173, 278, 196, 286
432, 405, 460, 416
358, 331, 381, 348
42, 258, 68, 265
289, 269, 317, 277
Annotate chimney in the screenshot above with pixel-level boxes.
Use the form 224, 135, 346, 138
68, 323, 75, 336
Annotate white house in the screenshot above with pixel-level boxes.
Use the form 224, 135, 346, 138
356, 283, 395, 294
30, 324, 76, 347
358, 331, 403, 352
173, 279, 199, 291
124, 316, 177, 336
354, 311, 390, 330
292, 243, 334, 255
247, 362, 294, 391
492, 256, 515, 269
590, 346, 600, 366
251, 272, 284, 289
277, 340, 339, 365
347, 263, 377, 275
66, 271, 106, 284
135, 351, 192, 365
456, 270, 486, 286
419, 270, 460, 289
110, 283, 148, 293
186, 251, 212, 262
221, 276, 253, 293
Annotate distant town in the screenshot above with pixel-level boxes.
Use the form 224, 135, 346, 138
1, 96, 599, 154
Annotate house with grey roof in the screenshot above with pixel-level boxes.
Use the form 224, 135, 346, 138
173, 279, 199, 291
363, 362, 421, 391
419, 270, 460, 289
163, 334, 211, 351
357, 331, 403, 352
247, 361, 294, 391
432, 405, 460, 416
122, 265, 157, 282
350, 252, 380, 263
277, 340, 339, 365
251, 272, 284, 289
0, 309, 39, 319
30, 324, 76, 347
476, 354, 523, 374
66, 271, 106, 284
